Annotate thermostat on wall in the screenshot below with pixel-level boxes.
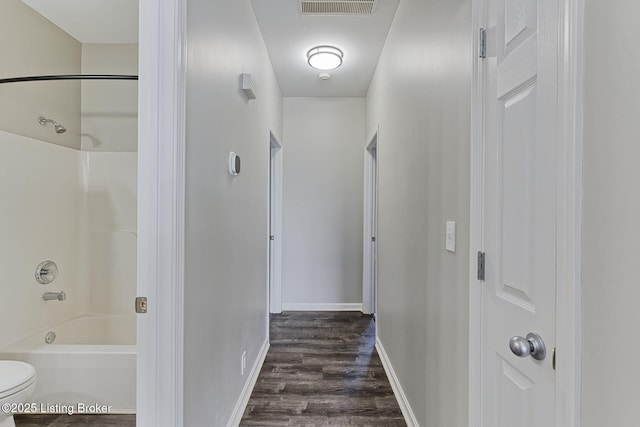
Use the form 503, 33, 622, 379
241, 73, 257, 100
229, 152, 241, 176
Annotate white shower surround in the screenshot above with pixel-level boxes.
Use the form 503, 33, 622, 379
0, 29, 138, 414
0, 131, 138, 409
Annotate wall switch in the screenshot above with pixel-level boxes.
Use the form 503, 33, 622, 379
241, 350, 247, 376
446, 221, 456, 252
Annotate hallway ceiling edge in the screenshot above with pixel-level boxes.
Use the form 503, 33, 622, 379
250, 0, 399, 97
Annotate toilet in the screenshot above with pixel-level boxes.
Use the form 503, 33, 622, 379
0, 361, 37, 427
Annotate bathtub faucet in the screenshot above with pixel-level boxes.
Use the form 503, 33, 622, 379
42, 291, 66, 301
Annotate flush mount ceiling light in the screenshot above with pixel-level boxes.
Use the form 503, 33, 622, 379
307, 46, 343, 70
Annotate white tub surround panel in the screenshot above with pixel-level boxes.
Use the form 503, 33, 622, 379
0, 131, 82, 348
88, 231, 137, 316
0, 130, 137, 347
83, 152, 137, 315
83, 153, 138, 232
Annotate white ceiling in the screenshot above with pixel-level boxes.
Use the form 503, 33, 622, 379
21, 0, 138, 44
20, 0, 396, 95
250, 0, 399, 97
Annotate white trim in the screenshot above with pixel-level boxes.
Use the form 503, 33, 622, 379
281, 303, 363, 312
226, 339, 270, 427
137, 0, 186, 426
468, 0, 485, 425
269, 131, 283, 314
555, 0, 583, 425
362, 130, 378, 315
468, 1, 582, 426
375, 337, 419, 427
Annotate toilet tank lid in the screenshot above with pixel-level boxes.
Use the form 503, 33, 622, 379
0, 361, 36, 391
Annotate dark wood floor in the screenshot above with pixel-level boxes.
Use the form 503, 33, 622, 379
241, 311, 406, 426
14, 414, 135, 426
16, 312, 404, 426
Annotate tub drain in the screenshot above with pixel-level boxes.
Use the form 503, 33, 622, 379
45, 331, 56, 344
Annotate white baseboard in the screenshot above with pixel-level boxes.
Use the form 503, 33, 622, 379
281, 303, 363, 311
226, 338, 269, 427
376, 336, 420, 427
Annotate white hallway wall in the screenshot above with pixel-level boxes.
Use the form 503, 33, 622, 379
172, 0, 640, 426
183, 0, 282, 424
365, 0, 472, 425
582, 0, 640, 425
282, 97, 365, 308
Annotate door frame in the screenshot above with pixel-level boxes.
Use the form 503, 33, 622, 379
137, 0, 186, 426
468, 0, 584, 426
362, 130, 378, 315
269, 131, 283, 314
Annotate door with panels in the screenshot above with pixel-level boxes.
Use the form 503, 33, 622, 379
481, 0, 558, 425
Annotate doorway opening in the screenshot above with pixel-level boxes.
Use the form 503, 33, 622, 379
363, 131, 378, 316
269, 131, 283, 314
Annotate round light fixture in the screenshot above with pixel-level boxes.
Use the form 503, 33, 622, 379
307, 46, 343, 70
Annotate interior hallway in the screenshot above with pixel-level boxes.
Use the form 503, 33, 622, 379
240, 312, 405, 426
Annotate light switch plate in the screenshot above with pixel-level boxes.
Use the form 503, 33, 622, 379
446, 221, 456, 252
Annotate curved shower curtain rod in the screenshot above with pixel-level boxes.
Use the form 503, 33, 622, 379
0, 74, 138, 84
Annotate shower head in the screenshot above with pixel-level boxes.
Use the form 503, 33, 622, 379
38, 116, 67, 134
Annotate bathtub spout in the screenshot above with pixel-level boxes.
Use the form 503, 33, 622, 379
42, 291, 66, 301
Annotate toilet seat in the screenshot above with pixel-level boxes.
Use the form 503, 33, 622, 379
0, 361, 36, 400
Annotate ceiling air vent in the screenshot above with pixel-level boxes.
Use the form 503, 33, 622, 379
299, 0, 377, 15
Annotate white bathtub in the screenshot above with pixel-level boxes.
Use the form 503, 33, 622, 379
0, 314, 136, 413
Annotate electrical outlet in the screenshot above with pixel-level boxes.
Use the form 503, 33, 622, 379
241, 351, 247, 376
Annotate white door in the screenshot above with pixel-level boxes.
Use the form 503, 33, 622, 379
481, 0, 558, 425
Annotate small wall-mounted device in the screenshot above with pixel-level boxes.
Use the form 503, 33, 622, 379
241, 73, 257, 100
229, 152, 241, 176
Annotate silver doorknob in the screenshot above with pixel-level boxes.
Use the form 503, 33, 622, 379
509, 332, 546, 361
